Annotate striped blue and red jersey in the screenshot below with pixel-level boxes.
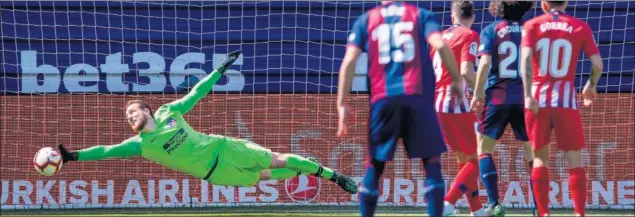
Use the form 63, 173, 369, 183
478, 20, 525, 105
346, 1, 441, 104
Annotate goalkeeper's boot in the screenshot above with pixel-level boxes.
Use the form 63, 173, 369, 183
330, 171, 358, 194
306, 156, 358, 194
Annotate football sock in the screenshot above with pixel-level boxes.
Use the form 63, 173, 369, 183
285, 154, 334, 179
465, 159, 482, 212
445, 159, 478, 205
269, 168, 301, 180
569, 167, 587, 216
360, 159, 385, 217
423, 157, 445, 217
479, 153, 500, 206
528, 160, 538, 215
531, 166, 550, 216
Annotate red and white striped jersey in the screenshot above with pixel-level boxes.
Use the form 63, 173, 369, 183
521, 10, 600, 110
532, 81, 578, 110
431, 25, 479, 113
435, 81, 470, 113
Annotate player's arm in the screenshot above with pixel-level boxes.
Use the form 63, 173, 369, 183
520, 47, 534, 99
422, 11, 462, 96
473, 27, 494, 100
429, 35, 462, 86
520, 22, 536, 99
582, 25, 604, 89
336, 13, 367, 137
474, 55, 491, 97
586, 54, 603, 88
337, 46, 362, 108
337, 14, 367, 108
460, 33, 479, 90
167, 51, 242, 114
57, 137, 142, 163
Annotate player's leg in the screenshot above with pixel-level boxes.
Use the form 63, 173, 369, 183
259, 169, 299, 181
422, 156, 446, 217
402, 102, 447, 217
476, 104, 509, 213
445, 151, 482, 216
359, 99, 400, 217
438, 113, 482, 216
217, 138, 339, 189
268, 152, 357, 194
509, 105, 538, 215
209, 138, 275, 187
553, 109, 587, 217
268, 153, 332, 178
526, 108, 553, 217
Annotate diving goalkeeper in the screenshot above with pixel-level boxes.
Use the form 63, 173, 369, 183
56, 50, 358, 193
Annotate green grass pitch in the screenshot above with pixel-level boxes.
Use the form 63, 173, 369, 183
1, 206, 633, 217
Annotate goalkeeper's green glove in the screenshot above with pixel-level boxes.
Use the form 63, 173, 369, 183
215, 50, 242, 74
58, 144, 78, 163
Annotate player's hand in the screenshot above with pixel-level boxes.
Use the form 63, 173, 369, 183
336, 104, 354, 137
216, 50, 242, 73
450, 82, 465, 102
582, 83, 597, 106
58, 144, 78, 163
470, 91, 485, 112
524, 96, 539, 116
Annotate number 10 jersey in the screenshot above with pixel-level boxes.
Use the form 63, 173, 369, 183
521, 11, 600, 110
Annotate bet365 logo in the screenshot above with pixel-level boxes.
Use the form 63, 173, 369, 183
284, 175, 321, 203
18, 51, 244, 93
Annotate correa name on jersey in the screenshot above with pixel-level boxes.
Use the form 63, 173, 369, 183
539, 21, 573, 33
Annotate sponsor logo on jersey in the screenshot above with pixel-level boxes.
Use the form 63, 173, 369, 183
162, 128, 189, 154
348, 33, 356, 43
166, 118, 177, 128
478, 44, 486, 52
284, 175, 321, 203
470, 42, 478, 56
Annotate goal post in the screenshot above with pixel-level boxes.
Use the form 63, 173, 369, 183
0, 1, 633, 210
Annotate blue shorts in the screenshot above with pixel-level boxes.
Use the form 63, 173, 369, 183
478, 104, 528, 141
368, 96, 447, 162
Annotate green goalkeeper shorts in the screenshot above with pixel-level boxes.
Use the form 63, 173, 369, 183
207, 137, 273, 187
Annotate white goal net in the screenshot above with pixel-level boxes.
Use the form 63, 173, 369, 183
1, 0, 633, 210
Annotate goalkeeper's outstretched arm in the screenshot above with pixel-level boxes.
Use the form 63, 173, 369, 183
168, 50, 242, 114
59, 137, 142, 163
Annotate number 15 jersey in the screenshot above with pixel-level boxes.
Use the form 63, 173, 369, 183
347, 1, 441, 104
521, 10, 600, 110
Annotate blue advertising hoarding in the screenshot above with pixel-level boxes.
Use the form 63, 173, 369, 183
1, 1, 633, 94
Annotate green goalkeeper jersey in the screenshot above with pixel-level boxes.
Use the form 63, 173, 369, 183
76, 70, 224, 180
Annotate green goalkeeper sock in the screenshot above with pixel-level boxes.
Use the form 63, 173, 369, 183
285, 154, 334, 179
270, 169, 301, 180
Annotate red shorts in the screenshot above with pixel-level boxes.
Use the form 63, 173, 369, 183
524, 108, 586, 151
437, 112, 477, 155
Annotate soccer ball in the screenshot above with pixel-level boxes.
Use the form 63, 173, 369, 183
33, 147, 63, 176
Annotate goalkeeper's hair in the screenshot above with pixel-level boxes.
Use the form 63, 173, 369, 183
126, 100, 154, 118
489, 0, 534, 21
452, 0, 474, 19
